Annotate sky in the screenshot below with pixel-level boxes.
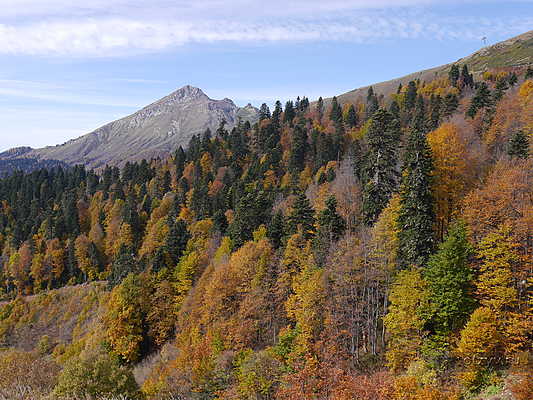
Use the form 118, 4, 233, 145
1, 0, 532, 152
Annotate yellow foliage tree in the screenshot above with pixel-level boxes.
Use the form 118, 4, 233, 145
383, 268, 430, 372
427, 123, 471, 239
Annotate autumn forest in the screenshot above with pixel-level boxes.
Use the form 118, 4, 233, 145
0, 64, 532, 400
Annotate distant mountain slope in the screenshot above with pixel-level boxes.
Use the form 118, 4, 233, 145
332, 30, 532, 106
0, 147, 68, 176
3, 85, 259, 169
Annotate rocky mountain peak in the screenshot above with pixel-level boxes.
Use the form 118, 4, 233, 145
166, 85, 209, 103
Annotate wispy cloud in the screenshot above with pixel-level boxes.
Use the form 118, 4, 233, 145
0, 79, 141, 107
1, 13, 531, 57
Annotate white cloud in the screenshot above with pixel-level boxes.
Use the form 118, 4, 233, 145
0, 14, 531, 57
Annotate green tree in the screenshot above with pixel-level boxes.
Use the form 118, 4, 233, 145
54, 351, 140, 399
397, 128, 435, 268
507, 130, 529, 159
425, 221, 474, 336
284, 101, 296, 123
288, 122, 308, 173
267, 211, 285, 249
449, 65, 460, 87
405, 81, 418, 110
361, 109, 401, 224
108, 244, 136, 288
466, 82, 492, 118
329, 96, 343, 123
345, 104, 358, 128
287, 191, 316, 239
316, 195, 346, 243
165, 217, 190, 266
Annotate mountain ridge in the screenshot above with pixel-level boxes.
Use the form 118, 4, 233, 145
2, 30, 532, 170
3, 85, 259, 170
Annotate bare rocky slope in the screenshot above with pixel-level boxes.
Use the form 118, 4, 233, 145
1, 85, 259, 170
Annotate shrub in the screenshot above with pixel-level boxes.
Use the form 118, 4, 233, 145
53, 351, 141, 399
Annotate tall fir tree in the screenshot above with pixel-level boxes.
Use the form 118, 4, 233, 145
287, 191, 316, 239
344, 104, 358, 128
316, 195, 346, 243
329, 96, 343, 123
361, 109, 401, 224
397, 128, 435, 268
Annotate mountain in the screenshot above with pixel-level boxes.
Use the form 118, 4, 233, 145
2, 31, 531, 171
330, 30, 532, 106
1, 85, 259, 170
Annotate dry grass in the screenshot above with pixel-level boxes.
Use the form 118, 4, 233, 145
0, 282, 106, 351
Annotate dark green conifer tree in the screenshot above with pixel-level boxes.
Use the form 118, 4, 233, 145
397, 128, 435, 268
425, 221, 474, 337
508, 72, 518, 86
316, 195, 346, 242
316, 97, 324, 123
288, 123, 308, 173
108, 244, 136, 288
405, 81, 418, 110
287, 191, 315, 239
165, 217, 190, 266
329, 96, 343, 123
284, 101, 296, 123
361, 109, 401, 224
345, 104, 358, 128
507, 130, 530, 159
466, 82, 492, 118
449, 65, 460, 87
259, 103, 271, 120
267, 211, 285, 249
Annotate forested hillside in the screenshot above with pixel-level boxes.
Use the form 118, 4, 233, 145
0, 64, 532, 400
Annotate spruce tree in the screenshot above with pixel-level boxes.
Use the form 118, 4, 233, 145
287, 191, 315, 239
316, 97, 324, 122
397, 128, 435, 268
317, 195, 346, 242
405, 81, 418, 110
259, 103, 271, 120
284, 101, 296, 123
345, 104, 358, 128
466, 82, 492, 118
329, 96, 343, 123
507, 130, 529, 159
108, 244, 136, 288
288, 123, 308, 173
449, 65, 460, 87
460, 64, 474, 87
425, 221, 474, 336
361, 109, 401, 224
165, 217, 190, 266
267, 211, 285, 249
508, 72, 518, 86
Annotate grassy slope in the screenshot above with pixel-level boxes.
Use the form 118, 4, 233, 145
0, 282, 107, 351
330, 30, 532, 106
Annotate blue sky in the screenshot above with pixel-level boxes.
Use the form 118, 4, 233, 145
1, 0, 532, 152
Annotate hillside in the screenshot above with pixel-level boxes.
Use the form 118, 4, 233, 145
332, 30, 533, 106
2, 32, 530, 173
0, 30, 531, 400
1, 85, 259, 170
